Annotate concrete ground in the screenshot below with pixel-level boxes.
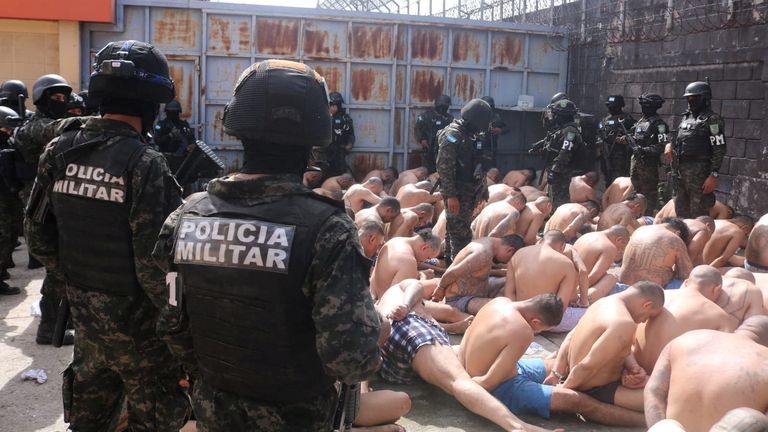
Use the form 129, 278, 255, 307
0, 241, 643, 432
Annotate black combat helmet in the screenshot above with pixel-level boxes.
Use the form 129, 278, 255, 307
328, 91, 344, 107
66, 93, 85, 116
550, 92, 568, 104
89, 40, 175, 106
604, 95, 625, 109
223, 59, 331, 148
32, 74, 72, 105
435, 94, 451, 114
460, 98, 493, 133
481, 96, 495, 109
683, 81, 712, 112
638, 93, 664, 109
550, 99, 578, 117
164, 100, 182, 112
0, 80, 29, 103
0, 106, 22, 129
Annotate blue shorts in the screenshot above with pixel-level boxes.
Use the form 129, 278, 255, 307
446, 295, 475, 313
610, 282, 631, 296
641, 216, 654, 225
665, 279, 683, 289
745, 259, 768, 273
491, 359, 553, 419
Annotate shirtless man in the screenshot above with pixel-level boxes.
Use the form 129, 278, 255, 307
552, 282, 665, 412
745, 214, 768, 273
644, 316, 768, 431
716, 268, 765, 328
502, 168, 536, 188
376, 279, 557, 432
619, 218, 692, 288
313, 187, 343, 201
390, 166, 428, 196
655, 198, 735, 224
471, 190, 526, 238
395, 181, 442, 209
516, 197, 553, 246
386, 203, 434, 239
369, 231, 441, 300
363, 166, 398, 193
544, 201, 600, 242
684, 216, 714, 265
320, 172, 355, 195
486, 167, 500, 185
569, 172, 599, 203
703, 215, 754, 268
633, 266, 734, 373
344, 177, 385, 213
572, 225, 629, 301
354, 197, 401, 229
520, 185, 548, 201
357, 221, 386, 259
487, 183, 516, 204
506, 230, 580, 307
431, 235, 524, 315
460, 296, 645, 426
602, 177, 634, 211
596, 193, 646, 234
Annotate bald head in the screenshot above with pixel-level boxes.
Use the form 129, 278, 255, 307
710, 407, 768, 432
414, 180, 433, 191
542, 230, 566, 249
365, 177, 384, 188
725, 267, 756, 284
736, 315, 768, 347
686, 265, 723, 299
696, 215, 716, 232
606, 224, 630, 242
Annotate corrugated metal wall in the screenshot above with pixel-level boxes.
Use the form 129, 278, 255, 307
81, 0, 567, 175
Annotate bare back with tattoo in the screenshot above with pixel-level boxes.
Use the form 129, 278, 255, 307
620, 225, 692, 286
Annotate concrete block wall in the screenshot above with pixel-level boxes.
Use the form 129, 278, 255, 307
567, 2, 768, 218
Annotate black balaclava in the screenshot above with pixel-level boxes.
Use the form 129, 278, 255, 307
165, 110, 181, 122
100, 97, 159, 135
241, 140, 311, 177
687, 96, 706, 114
607, 104, 623, 116
39, 91, 70, 119
641, 105, 657, 118
436, 103, 449, 115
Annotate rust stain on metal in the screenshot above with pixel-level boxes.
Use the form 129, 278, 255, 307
153, 9, 198, 48
395, 68, 405, 102
492, 34, 523, 66
208, 16, 232, 52
394, 110, 402, 147
256, 18, 298, 55
351, 153, 386, 182
213, 110, 227, 142
351, 25, 392, 59
454, 73, 479, 102
452, 32, 481, 63
411, 69, 444, 103
395, 29, 407, 61
238, 21, 250, 52
169, 64, 193, 120
351, 68, 389, 102
313, 64, 343, 93
304, 29, 330, 57
411, 28, 445, 61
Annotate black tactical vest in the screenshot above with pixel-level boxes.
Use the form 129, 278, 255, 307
633, 115, 664, 156
676, 111, 714, 158
173, 190, 342, 402
444, 122, 480, 183
50, 131, 146, 295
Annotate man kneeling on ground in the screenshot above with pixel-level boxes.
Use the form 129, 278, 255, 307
460, 296, 646, 426
377, 279, 558, 432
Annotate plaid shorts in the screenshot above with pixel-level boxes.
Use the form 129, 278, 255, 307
380, 313, 450, 384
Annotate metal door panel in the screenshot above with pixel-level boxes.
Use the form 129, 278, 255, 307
207, 14, 252, 55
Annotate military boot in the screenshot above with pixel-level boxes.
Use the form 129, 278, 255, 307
36, 295, 74, 345
28, 253, 43, 270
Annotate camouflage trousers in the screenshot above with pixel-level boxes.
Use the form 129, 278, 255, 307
0, 191, 22, 269
192, 375, 337, 432
444, 184, 480, 263
657, 161, 674, 209
630, 155, 659, 215
603, 147, 631, 185
674, 160, 715, 218
423, 145, 437, 174
62, 285, 190, 432
548, 175, 571, 211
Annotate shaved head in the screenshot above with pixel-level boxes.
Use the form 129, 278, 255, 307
711, 407, 768, 432
365, 177, 384, 188
606, 224, 630, 241
414, 180, 433, 191
688, 265, 723, 290
736, 315, 768, 347
725, 267, 756, 284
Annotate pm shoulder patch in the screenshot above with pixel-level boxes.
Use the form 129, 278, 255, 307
709, 123, 720, 135
658, 124, 666, 133
565, 131, 576, 141
174, 216, 295, 273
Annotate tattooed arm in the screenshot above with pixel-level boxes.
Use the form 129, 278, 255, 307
644, 343, 672, 427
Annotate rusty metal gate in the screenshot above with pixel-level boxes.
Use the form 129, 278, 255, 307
81, 0, 567, 176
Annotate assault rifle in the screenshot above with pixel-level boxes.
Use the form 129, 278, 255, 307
332, 382, 360, 432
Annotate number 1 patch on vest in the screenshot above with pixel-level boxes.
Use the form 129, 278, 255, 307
174, 216, 295, 273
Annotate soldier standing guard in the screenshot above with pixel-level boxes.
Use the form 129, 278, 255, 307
25, 40, 190, 430
626, 93, 669, 214
416, 94, 453, 173
327, 92, 355, 177
437, 98, 493, 263
668, 81, 726, 218
153, 60, 381, 431
597, 95, 636, 185
543, 99, 583, 210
